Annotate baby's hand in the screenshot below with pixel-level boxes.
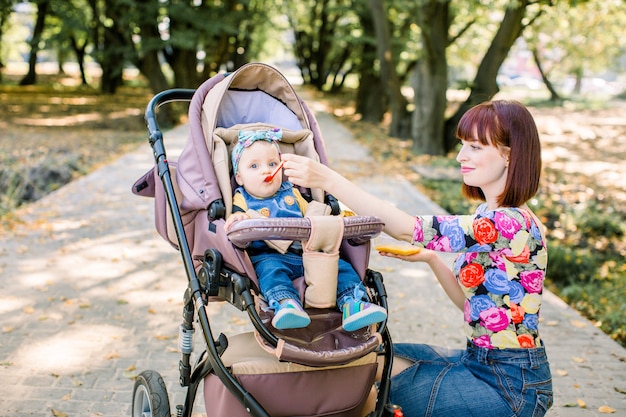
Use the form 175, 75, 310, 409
224, 212, 250, 231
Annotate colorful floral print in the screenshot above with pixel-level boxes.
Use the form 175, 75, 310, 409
413, 204, 547, 349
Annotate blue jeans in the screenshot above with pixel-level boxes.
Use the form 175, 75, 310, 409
250, 251, 365, 308
389, 341, 553, 417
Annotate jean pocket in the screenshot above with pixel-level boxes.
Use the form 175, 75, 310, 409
531, 388, 554, 417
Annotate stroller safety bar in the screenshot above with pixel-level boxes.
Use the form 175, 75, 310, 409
226, 215, 384, 248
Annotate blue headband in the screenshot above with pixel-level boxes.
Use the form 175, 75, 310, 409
231, 128, 283, 174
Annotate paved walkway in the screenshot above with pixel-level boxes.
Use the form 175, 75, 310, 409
1, 98, 625, 417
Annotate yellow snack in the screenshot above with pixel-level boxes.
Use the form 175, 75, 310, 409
375, 245, 422, 256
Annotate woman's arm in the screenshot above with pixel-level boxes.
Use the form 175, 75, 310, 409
282, 154, 416, 242
380, 249, 466, 311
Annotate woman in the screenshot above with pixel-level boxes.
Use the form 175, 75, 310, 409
282, 100, 553, 417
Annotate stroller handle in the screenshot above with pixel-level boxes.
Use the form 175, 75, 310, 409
145, 88, 196, 141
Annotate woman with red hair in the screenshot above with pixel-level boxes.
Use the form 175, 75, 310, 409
282, 100, 553, 417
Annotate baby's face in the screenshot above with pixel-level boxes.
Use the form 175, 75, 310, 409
235, 141, 282, 199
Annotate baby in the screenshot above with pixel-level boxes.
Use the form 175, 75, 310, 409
224, 129, 387, 331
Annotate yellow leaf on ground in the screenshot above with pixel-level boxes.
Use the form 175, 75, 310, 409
556, 369, 568, 376
51, 409, 68, 417
572, 356, 586, 363
598, 405, 616, 413
104, 352, 120, 360
577, 398, 587, 408
571, 320, 588, 328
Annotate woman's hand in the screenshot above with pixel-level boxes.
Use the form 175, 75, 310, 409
281, 153, 334, 190
378, 247, 438, 264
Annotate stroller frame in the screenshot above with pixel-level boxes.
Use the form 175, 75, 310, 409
133, 72, 398, 417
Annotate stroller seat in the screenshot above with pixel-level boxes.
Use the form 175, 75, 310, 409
204, 332, 378, 417
132, 62, 397, 417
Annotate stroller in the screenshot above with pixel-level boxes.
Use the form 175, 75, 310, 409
132, 62, 400, 417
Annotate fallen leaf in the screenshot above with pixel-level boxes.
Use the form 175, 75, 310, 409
572, 356, 586, 363
556, 369, 568, 376
51, 409, 68, 417
598, 405, 616, 413
104, 352, 120, 360
2, 326, 14, 333
61, 393, 71, 401
123, 369, 139, 380
148, 308, 156, 314
23, 306, 34, 314
577, 398, 587, 408
571, 320, 588, 328
126, 364, 136, 371
615, 387, 626, 395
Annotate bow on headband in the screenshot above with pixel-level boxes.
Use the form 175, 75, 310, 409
231, 128, 283, 175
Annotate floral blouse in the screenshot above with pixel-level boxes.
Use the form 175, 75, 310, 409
412, 204, 547, 349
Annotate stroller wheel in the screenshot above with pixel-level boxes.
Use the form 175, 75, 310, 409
132, 370, 171, 417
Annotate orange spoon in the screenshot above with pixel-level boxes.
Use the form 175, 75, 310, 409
264, 161, 285, 182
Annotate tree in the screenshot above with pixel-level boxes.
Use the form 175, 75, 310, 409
410, 0, 451, 154
525, 0, 626, 98
0, 0, 18, 80
20, 0, 49, 85
288, 0, 360, 91
366, 0, 410, 137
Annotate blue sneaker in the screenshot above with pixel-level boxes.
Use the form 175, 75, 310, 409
271, 299, 311, 330
342, 299, 387, 332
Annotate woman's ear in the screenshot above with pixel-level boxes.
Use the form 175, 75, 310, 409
501, 146, 511, 166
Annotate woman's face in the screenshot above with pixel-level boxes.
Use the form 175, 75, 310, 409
235, 141, 282, 199
456, 132, 509, 202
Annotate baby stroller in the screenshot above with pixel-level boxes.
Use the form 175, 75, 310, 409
132, 62, 399, 417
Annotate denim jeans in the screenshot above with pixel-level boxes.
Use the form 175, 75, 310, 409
389, 341, 553, 417
250, 251, 365, 308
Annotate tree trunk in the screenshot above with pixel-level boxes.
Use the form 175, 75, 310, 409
532, 47, 561, 102
445, 0, 529, 152
355, 3, 385, 122
367, 0, 410, 138
69, 35, 88, 85
411, 0, 449, 155
20, 0, 49, 86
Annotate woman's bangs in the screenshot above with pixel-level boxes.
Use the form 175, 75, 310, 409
456, 106, 494, 145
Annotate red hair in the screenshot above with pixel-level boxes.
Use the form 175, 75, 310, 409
456, 100, 541, 207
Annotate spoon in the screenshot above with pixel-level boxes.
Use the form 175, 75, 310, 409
264, 161, 285, 182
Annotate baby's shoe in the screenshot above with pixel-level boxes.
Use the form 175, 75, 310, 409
341, 299, 387, 332
272, 299, 311, 329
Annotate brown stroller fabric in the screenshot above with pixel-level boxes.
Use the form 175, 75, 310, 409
204, 333, 378, 417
